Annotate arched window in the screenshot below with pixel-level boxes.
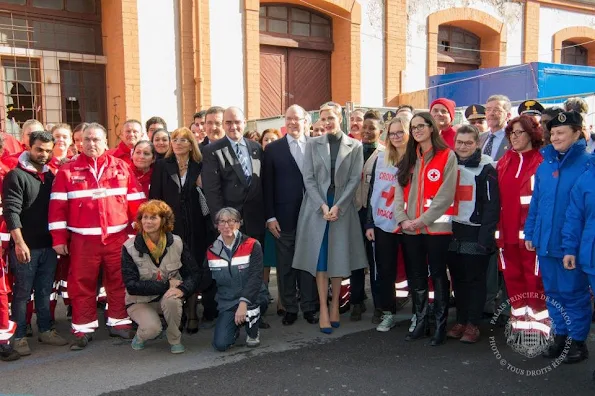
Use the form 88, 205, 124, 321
437, 25, 481, 74
561, 41, 588, 66
259, 5, 332, 48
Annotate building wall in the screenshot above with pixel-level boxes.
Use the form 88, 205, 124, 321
209, 0, 246, 110
360, 0, 385, 107
404, 0, 522, 94
137, 0, 181, 129
538, 6, 595, 63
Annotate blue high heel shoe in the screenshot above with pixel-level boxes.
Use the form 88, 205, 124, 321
330, 322, 340, 329
319, 327, 333, 334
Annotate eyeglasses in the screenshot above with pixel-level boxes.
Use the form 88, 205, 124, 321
510, 130, 526, 137
411, 124, 429, 132
172, 138, 189, 144
485, 108, 504, 115
217, 219, 239, 226
455, 140, 476, 147
388, 131, 405, 138
286, 117, 304, 123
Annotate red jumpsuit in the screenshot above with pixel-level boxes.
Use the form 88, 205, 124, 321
496, 149, 549, 334
48, 153, 146, 336
0, 161, 15, 344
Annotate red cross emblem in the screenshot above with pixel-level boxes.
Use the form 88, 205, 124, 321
427, 169, 441, 182
381, 186, 395, 207
453, 170, 474, 215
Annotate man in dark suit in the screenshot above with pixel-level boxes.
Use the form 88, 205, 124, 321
263, 105, 318, 326
202, 107, 265, 242
480, 94, 511, 162
481, 94, 511, 322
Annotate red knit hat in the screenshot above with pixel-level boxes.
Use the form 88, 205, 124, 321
430, 98, 456, 121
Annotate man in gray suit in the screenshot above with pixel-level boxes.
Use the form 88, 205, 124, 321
480, 94, 511, 319
479, 94, 511, 161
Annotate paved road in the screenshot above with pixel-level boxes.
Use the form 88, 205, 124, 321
2, 271, 595, 396
101, 325, 595, 396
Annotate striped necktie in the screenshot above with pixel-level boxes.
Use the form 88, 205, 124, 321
236, 143, 251, 183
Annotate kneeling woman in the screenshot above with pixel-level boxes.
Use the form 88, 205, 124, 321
206, 208, 268, 351
122, 200, 202, 354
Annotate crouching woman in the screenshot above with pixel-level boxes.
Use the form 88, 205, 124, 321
206, 207, 268, 351
122, 200, 203, 354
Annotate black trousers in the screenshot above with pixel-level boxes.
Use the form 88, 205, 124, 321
374, 228, 401, 313
275, 230, 318, 314
350, 208, 376, 305
448, 252, 490, 326
401, 234, 450, 295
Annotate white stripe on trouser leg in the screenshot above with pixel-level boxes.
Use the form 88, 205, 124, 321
246, 306, 261, 328
0, 321, 16, 340
535, 256, 539, 276
395, 281, 408, 288
428, 291, 435, 299
395, 291, 409, 297
512, 320, 551, 335
527, 307, 549, 321
499, 248, 506, 270
106, 317, 132, 327
72, 320, 99, 333
510, 306, 527, 317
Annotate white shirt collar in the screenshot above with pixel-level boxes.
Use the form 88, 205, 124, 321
286, 133, 306, 145
227, 136, 247, 147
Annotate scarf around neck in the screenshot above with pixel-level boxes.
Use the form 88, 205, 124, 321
143, 232, 167, 264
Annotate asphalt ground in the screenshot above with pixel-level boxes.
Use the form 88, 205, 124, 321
2, 271, 595, 396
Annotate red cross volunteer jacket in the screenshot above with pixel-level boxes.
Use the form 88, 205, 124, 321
48, 152, 146, 246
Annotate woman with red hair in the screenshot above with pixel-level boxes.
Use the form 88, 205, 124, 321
122, 200, 204, 354
496, 115, 547, 339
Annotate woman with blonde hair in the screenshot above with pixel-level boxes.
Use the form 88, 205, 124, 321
365, 115, 410, 331
122, 200, 203, 354
292, 102, 367, 333
149, 127, 211, 333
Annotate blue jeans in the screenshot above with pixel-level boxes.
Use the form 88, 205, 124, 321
10, 247, 58, 339
212, 302, 262, 352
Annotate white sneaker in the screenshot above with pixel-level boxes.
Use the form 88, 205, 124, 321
408, 314, 417, 333
246, 332, 260, 348
376, 312, 398, 332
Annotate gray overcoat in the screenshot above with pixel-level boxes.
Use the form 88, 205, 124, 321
292, 133, 367, 278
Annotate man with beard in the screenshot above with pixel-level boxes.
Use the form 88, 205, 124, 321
4, 131, 69, 356
430, 98, 456, 149
349, 109, 365, 141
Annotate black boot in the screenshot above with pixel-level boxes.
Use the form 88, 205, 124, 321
430, 276, 449, 346
405, 289, 429, 341
542, 335, 568, 358
563, 340, 589, 364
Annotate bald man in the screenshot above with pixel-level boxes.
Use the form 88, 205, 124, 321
201, 107, 265, 241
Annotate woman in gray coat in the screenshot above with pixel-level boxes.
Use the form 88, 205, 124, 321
292, 102, 367, 334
